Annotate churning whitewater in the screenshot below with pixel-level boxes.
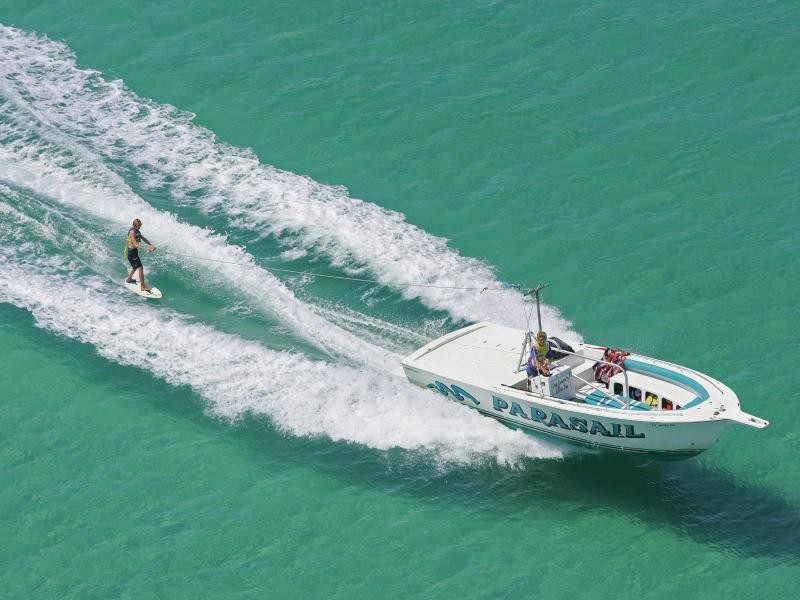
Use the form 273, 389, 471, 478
0, 23, 576, 336
0, 23, 573, 465
0, 96, 403, 372
0, 205, 562, 464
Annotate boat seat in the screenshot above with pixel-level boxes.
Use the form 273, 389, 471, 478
624, 359, 710, 408
584, 389, 651, 411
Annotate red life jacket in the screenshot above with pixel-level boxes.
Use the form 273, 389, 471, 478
594, 348, 629, 385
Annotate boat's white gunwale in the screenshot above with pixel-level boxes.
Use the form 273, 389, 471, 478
413, 364, 726, 425
403, 361, 726, 423
492, 384, 721, 424
402, 363, 732, 453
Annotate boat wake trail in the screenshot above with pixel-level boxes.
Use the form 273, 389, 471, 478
0, 24, 571, 466
0, 220, 563, 466
0, 90, 400, 371
0, 23, 577, 338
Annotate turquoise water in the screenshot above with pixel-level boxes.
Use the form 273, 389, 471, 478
1, 1, 799, 597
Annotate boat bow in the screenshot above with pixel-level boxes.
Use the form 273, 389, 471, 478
722, 409, 770, 429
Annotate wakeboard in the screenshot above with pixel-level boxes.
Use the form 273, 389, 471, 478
124, 278, 163, 299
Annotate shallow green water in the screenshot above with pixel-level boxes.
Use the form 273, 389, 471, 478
1, 1, 799, 597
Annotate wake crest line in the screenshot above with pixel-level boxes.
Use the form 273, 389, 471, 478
163, 252, 526, 293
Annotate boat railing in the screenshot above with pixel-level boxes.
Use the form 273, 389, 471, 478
556, 347, 632, 408
570, 372, 631, 409
637, 355, 725, 395
519, 345, 632, 408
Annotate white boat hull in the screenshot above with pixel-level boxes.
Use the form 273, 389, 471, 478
404, 366, 728, 458
401, 322, 767, 459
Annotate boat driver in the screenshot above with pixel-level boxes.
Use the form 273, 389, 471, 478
527, 331, 554, 388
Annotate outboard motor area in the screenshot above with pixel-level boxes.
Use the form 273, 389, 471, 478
548, 336, 575, 360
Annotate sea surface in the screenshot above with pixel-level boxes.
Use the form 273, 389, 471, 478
1, 1, 798, 598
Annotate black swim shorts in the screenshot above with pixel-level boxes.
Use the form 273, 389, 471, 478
127, 248, 143, 269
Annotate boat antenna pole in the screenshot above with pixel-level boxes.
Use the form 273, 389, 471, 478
525, 283, 549, 334
517, 283, 549, 372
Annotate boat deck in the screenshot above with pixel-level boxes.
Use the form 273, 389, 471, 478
405, 322, 534, 388
403, 322, 729, 414
404, 322, 591, 391
402, 322, 769, 448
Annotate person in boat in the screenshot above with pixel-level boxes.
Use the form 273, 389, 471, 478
125, 218, 157, 293
527, 330, 554, 388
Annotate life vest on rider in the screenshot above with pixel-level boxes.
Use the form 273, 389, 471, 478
532, 339, 550, 364
123, 226, 142, 256
527, 339, 551, 376
128, 227, 141, 246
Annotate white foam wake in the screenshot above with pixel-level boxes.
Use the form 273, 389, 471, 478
0, 23, 578, 338
0, 92, 400, 371
0, 239, 563, 466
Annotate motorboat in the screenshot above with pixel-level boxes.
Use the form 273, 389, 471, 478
401, 289, 768, 458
